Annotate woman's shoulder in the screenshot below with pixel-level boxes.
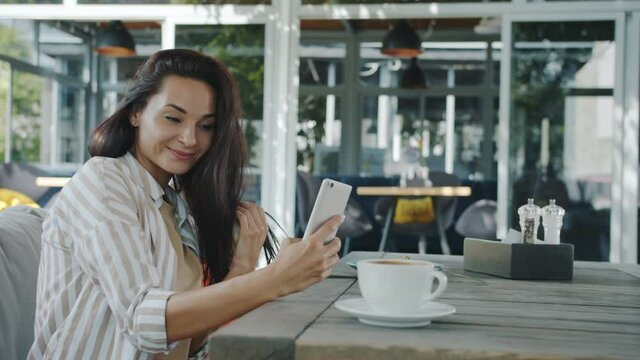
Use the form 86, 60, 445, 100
58, 155, 137, 210
51, 155, 142, 226
74, 156, 132, 187
82, 155, 129, 173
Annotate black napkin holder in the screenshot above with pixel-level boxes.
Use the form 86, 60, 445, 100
463, 238, 574, 280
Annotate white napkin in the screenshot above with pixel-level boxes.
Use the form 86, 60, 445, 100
502, 228, 544, 244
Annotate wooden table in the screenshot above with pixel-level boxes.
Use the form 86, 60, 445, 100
356, 186, 471, 197
209, 251, 640, 360
35, 177, 70, 187
356, 186, 472, 254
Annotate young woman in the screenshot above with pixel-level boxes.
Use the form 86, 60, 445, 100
28, 49, 342, 360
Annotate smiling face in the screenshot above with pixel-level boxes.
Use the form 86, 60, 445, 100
131, 75, 216, 186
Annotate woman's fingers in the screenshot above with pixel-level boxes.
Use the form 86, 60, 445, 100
238, 206, 261, 236
324, 238, 341, 258
319, 253, 340, 279
326, 253, 339, 267
236, 207, 250, 230
309, 216, 343, 245
238, 202, 268, 234
242, 201, 267, 229
237, 207, 255, 231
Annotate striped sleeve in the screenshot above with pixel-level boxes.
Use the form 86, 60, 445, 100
75, 220, 177, 353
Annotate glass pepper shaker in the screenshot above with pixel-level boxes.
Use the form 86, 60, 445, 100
518, 198, 541, 244
542, 199, 565, 244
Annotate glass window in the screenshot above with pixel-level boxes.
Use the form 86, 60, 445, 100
299, 41, 345, 86
78, 0, 270, 3
0, 19, 37, 65
423, 43, 487, 88
361, 95, 428, 176
0, 0, 61, 3
176, 24, 265, 202
509, 20, 615, 261
101, 57, 146, 84
0, 20, 90, 165
304, 0, 507, 3
99, 22, 162, 117
531, 0, 639, 2
298, 94, 342, 175
0, 61, 9, 161
360, 93, 495, 179
56, 85, 85, 164
360, 42, 488, 88
0, 20, 89, 79
359, 43, 401, 88
39, 22, 88, 80
492, 42, 501, 87
424, 97, 446, 173
10, 71, 45, 163
453, 97, 483, 178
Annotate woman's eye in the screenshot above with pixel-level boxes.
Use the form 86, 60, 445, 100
164, 115, 180, 122
199, 124, 214, 131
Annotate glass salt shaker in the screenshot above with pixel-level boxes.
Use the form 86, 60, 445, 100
542, 199, 565, 244
518, 198, 541, 244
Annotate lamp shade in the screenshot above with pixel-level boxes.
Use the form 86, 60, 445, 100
381, 20, 422, 58
400, 57, 427, 89
96, 21, 136, 57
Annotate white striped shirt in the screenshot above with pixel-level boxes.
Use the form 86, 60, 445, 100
28, 153, 196, 359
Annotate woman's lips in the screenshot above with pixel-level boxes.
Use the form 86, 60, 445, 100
168, 148, 195, 161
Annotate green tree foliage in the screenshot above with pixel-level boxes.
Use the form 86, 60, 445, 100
511, 21, 614, 176
0, 0, 60, 3
0, 62, 7, 160
0, 22, 43, 162
297, 95, 327, 172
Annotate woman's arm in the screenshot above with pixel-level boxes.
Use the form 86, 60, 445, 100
165, 215, 343, 342
166, 266, 279, 342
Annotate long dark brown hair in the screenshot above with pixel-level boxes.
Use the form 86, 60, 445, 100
89, 48, 277, 284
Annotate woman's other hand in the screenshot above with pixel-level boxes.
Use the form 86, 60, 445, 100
228, 202, 268, 278
267, 215, 343, 296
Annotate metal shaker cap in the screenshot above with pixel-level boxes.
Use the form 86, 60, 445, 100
542, 199, 565, 217
518, 198, 542, 219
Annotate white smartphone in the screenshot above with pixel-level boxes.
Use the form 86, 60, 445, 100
302, 179, 352, 243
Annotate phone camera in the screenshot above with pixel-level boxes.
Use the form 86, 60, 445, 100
330, 182, 334, 188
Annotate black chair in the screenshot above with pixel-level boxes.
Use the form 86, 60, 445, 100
454, 199, 498, 240
0, 163, 50, 204
295, 171, 373, 256
373, 171, 461, 254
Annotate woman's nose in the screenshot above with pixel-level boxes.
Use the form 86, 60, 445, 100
179, 126, 197, 146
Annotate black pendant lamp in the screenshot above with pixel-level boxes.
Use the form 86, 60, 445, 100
96, 21, 136, 57
381, 19, 422, 58
400, 58, 427, 89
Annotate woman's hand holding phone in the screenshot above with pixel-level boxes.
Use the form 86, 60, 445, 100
267, 215, 343, 296
303, 179, 352, 243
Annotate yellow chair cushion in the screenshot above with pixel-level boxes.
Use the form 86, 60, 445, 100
393, 196, 435, 224
0, 188, 40, 211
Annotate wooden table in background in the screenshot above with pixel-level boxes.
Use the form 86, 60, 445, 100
356, 186, 472, 254
356, 186, 471, 197
209, 251, 640, 360
35, 177, 70, 187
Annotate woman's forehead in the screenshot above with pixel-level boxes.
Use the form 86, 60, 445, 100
152, 75, 216, 114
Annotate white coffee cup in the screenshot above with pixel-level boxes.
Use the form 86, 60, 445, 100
357, 259, 448, 315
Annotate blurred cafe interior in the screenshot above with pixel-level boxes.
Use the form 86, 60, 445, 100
0, 0, 639, 264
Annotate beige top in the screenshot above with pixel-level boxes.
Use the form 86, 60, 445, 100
155, 200, 204, 360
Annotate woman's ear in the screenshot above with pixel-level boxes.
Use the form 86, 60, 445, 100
130, 114, 139, 127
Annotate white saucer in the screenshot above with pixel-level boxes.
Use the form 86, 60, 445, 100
334, 297, 456, 328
